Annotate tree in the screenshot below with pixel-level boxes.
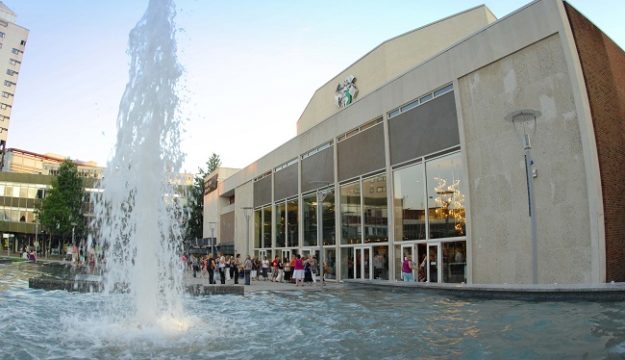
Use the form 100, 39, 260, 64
38, 159, 86, 253
185, 153, 221, 241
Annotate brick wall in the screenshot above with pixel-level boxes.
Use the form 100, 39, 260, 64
565, 3, 625, 282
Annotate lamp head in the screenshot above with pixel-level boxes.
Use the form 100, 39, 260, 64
505, 109, 541, 148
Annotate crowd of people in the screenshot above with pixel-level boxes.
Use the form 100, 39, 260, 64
180, 253, 324, 286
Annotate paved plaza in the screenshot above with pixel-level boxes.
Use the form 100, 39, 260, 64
182, 270, 344, 293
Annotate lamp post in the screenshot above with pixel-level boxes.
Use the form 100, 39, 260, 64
506, 109, 541, 284
242, 207, 253, 256
71, 222, 77, 246
208, 221, 216, 256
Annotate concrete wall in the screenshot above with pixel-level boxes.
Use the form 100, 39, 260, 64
234, 181, 253, 256
458, 34, 592, 284
296, 6, 495, 134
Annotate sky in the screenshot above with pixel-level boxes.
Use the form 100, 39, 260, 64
4, 0, 625, 174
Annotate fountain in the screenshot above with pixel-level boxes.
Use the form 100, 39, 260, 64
93, 0, 185, 328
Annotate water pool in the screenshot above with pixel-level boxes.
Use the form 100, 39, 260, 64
1, 262, 625, 359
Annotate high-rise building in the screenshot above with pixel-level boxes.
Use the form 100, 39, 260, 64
0, 2, 28, 169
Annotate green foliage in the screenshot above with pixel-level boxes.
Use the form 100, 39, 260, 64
185, 153, 221, 240
38, 160, 86, 243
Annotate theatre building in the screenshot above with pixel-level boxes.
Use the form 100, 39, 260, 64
203, 0, 625, 284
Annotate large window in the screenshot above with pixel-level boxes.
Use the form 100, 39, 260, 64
275, 202, 286, 247
254, 209, 262, 248
276, 199, 298, 248
262, 206, 272, 248
340, 182, 361, 244
426, 153, 466, 238
303, 193, 317, 246
254, 206, 271, 249
322, 189, 335, 245
286, 199, 298, 247
393, 163, 426, 241
363, 175, 388, 243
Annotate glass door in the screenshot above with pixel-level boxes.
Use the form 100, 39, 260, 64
355, 246, 372, 280
427, 244, 440, 283
416, 243, 427, 282
281, 249, 291, 263
257, 249, 268, 259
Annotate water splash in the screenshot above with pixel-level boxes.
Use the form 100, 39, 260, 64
93, 0, 186, 328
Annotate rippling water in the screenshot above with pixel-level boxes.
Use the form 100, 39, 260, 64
2, 262, 625, 359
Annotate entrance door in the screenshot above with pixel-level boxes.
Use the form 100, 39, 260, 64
427, 244, 440, 283
355, 246, 372, 280
281, 249, 291, 262
416, 243, 427, 282
257, 249, 269, 261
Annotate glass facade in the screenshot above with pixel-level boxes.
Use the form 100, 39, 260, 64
340, 182, 361, 244
0, 182, 49, 223
363, 175, 387, 243
262, 206, 272, 248
275, 202, 286, 248
245, 86, 467, 284
426, 153, 466, 239
286, 199, 298, 247
254, 209, 262, 248
393, 163, 426, 240
322, 189, 335, 245
302, 192, 316, 247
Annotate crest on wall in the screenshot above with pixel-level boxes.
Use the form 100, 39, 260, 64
335, 75, 358, 108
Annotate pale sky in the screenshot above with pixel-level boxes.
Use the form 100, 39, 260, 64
5, 0, 625, 174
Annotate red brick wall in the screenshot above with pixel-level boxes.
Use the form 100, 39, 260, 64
565, 3, 625, 282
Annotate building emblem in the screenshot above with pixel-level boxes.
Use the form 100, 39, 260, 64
335, 75, 358, 108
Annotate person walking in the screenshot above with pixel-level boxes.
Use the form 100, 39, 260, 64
191, 254, 199, 278
293, 254, 305, 287
233, 254, 241, 284
276, 257, 284, 282
261, 256, 270, 281
244, 255, 253, 285
308, 256, 318, 284
284, 257, 291, 282
207, 254, 216, 284
402, 256, 413, 282
218, 253, 226, 284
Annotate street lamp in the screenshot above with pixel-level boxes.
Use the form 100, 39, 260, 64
506, 109, 541, 284
71, 222, 77, 246
242, 207, 253, 256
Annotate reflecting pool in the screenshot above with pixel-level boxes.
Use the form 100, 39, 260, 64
2, 262, 625, 359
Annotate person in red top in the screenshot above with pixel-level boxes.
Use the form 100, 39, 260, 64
293, 254, 305, 286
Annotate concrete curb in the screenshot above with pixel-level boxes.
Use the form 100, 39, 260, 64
345, 280, 625, 301
28, 277, 244, 296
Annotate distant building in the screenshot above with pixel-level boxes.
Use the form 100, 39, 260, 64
0, 147, 194, 256
203, 0, 625, 285
0, 2, 28, 169
3, 148, 104, 178
200, 167, 240, 255
0, 171, 97, 256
